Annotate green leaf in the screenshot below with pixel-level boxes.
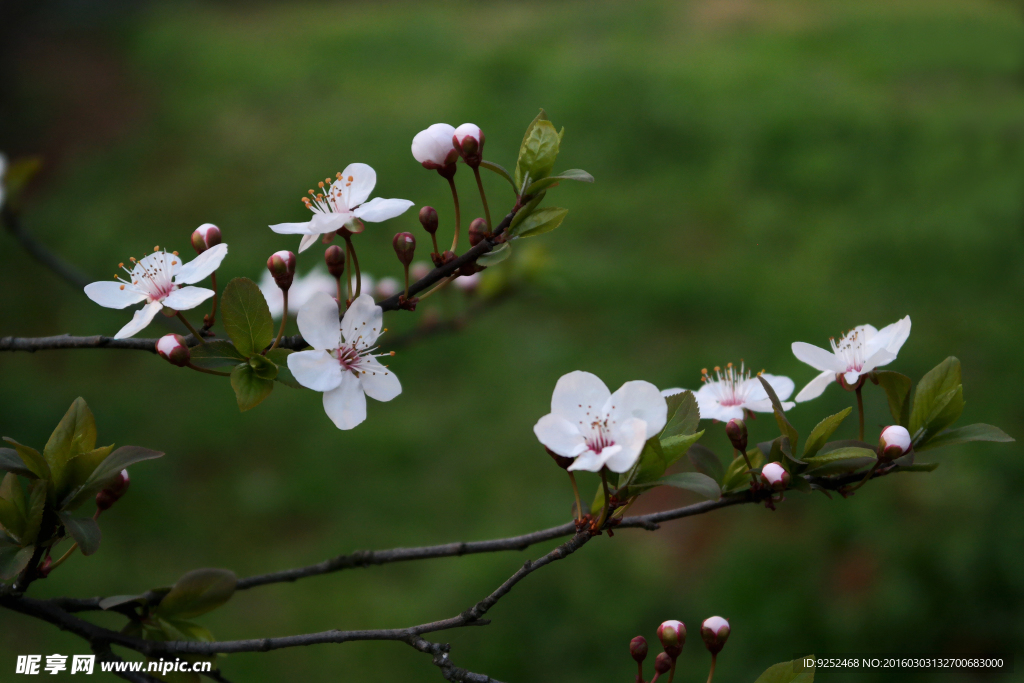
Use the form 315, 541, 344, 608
100, 593, 156, 611
509, 192, 546, 230
873, 371, 912, 427
43, 398, 99, 498
248, 353, 279, 380
0, 448, 38, 479
916, 423, 1013, 452
154, 568, 237, 619
910, 357, 961, 435
802, 408, 852, 458
221, 277, 275, 357
477, 242, 511, 267
230, 364, 275, 412
661, 430, 704, 465
2, 439, 49, 480
21, 480, 47, 545
803, 447, 876, 476
661, 391, 700, 439
266, 349, 300, 388
60, 445, 164, 511
514, 110, 556, 188
772, 436, 806, 473
1, 473, 27, 519
915, 385, 964, 447
621, 437, 669, 491
634, 472, 721, 500
510, 207, 568, 239
515, 119, 561, 188
721, 449, 764, 492
57, 511, 102, 556
757, 376, 798, 452
65, 445, 114, 494
900, 462, 940, 472
189, 340, 247, 369
525, 169, 594, 194
687, 444, 724, 484
479, 160, 518, 194
0, 498, 24, 541
0, 544, 34, 582
754, 656, 815, 683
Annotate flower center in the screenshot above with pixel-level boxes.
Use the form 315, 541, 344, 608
701, 361, 760, 407
830, 330, 865, 373
301, 172, 357, 215
114, 248, 180, 302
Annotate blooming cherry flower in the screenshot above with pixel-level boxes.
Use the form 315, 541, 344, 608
533, 371, 667, 473
792, 316, 911, 402
84, 243, 228, 339
662, 362, 795, 422
270, 163, 413, 253
411, 123, 458, 171
287, 292, 401, 430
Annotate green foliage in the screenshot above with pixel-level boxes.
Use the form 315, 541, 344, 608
803, 446, 877, 476
872, 370, 912, 427
509, 207, 569, 239
57, 511, 102, 556
61, 445, 164, 511
477, 242, 511, 267
722, 449, 765, 493
154, 568, 237, 620
514, 110, 562, 190
688, 444, 724, 484
916, 423, 1014, 452
189, 340, 247, 369
758, 376, 799, 453
525, 169, 594, 195
909, 357, 962, 442
802, 408, 852, 459
754, 657, 815, 683
632, 471, 721, 500
230, 364, 275, 412
221, 277, 275, 358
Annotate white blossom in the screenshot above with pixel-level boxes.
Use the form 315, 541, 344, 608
257, 267, 373, 319
411, 124, 457, 169
662, 362, 794, 422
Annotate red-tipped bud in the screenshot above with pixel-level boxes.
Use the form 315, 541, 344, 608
878, 425, 912, 462
657, 620, 686, 659
653, 652, 673, 675
393, 232, 416, 266
419, 206, 439, 235
37, 556, 53, 578
452, 123, 484, 167
412, 123, 459, 173
191, 223, 221, 254
156, 334, 190, 368
725, 418, 748, 453
701, 616, 730, 655
468, 217, 488, 247
96, 469, 130, 512
760, 462, 790, 491
630, 636, 648, 663
267, 250, 296, 291
324, 245, 346, 279
544, 447, 574, 470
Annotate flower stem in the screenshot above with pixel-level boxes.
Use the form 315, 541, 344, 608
568, 471, 582, 522
270, 291, 288, 351
344, 235, 362, 298
737, 446, 758, 486
176, 312, 206, 344
472, 166, 492, 232
668, 659, 677, 683
447, 176, 462, 252
430, 232, 440, 257
403, 265, 410, 301
48, 542, 79, 572
856, 385, 865, 441
706, 654, 717, 683
345, 243, 353, 302
187, 363, 230, 377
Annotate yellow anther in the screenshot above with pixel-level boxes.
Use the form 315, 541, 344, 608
172, 251, 179, 256
154, 246, 159, 251
118, 262, 124, 268
119, 284, 125, 290
130, 257, 137, 262
389, 351, 395, 356
171, 260, 177, 265
714, 366, 721, 372
318, 181, 325, 188
347, 175, 353, 181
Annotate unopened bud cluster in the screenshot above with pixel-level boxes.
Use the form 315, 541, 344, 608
628, 616, 730, 681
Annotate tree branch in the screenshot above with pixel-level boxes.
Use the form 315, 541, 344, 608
408, 637, 507, 683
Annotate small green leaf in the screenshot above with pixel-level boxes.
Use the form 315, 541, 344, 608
154, 568, 237, 619
802, 408, 852, 458
621, 437, 668, 490
757, 376, 798, 452
661, 391, 700, 439
915, 385, 964, 446
60, 445, 164, 511
687, 444, 724, 484
661, 430, 704, 465
2, 439, 49, 480
721, 449, 764, 492
0, 498, 24, 540
873, 371, 912, 427
0, 448, 38, 479
525, 169, 594, 194
510, 207, 568, 239
221, 277, 275, 357
479, 160, 518, 194
514, 110, 561, 188
57, 511, 102, 556
248, 354, 279, 380
189, 340, 247, 369
65, 445, 114, 494
266, 349, 300, 388
803, 447, 876, 476
910, 357, 961, 435
754, 656, 815, 683
634, 472, 721, 500
900, 462, 940, 472
509, 192, 546, 230
0, 544, 35, 581
99, 593, 155, 611
477, 242, 511, 267
44, 398, 99, 498
230, 364, 275, 412
21, 480, 47, 545
1, 473, 26, 520
916, 423, 1013, 452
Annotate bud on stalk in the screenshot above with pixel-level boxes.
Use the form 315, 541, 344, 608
96, 469, 130, 512
657, 620, 686, 659
653, 652, 673, 676
630, 636, 648, 663
267, 250, 296, 291
878, 425, 912, 462
725, 418, 748, 453
324, 245, 346, 279
700, 616, 730, 655
393, 233, 416, 266
452, 123, 485, 168
468, 217, 488, 247
191, 223, 221, 254
156, 334, 190, 368
760, 462, 790, 491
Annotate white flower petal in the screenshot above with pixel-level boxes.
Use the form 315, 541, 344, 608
176, 243, 228, 285
287, 348, 343, 392
339, 162, 376, 209
322, 372, 367, 430
843, 370, 862, 385
604, 418, 648, 473
866, 316, 911, 357
357, 357, 402, 402
699, 400, 744, 422
744, 373, 795, 402
114, 301, 163, 339
795, 370, 836, 402
661, 387, 686, 397
297, 291, 341, 351
566, 449, 604, 472
270, 221, 315, 235
606, 380, 667, 439
861, 348, 898, 374
412, 123, 456, 166
550, 371, 611, 427
453, 122, 482, 142
533, 414, 587, 457
341, 294, 383, 349
791, 342, 845, 372
744, 399, 794, 413
353, 197, 414, 223
309, 212, 351, 234
84, 281, 147, 309
162, 286, 214, 311
298, 233, 321, 254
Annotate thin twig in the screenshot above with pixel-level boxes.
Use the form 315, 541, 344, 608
2, 208, 90, 290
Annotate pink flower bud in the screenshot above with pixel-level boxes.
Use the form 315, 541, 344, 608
191, 223, 222, 254
653, 652, 673, 675
452, 123, 484, 167
412, 124, 458, 176
760, 462, 790, 491
878, 425, 912, 461
630, 636, 648, 663
468, 217, 488, 247
267, 250, 296, 291
419, 206, 439, 235
725, 418, 748, 453
393, 232, 416, 266
657, 620, 686, 659
96, 469, 130, 512
156, 334, 190, 367
700, 616, 730, 655
324, 245, 346, 279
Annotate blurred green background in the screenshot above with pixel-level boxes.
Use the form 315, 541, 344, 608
1, 0, 1023, 680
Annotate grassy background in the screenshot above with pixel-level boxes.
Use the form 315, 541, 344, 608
1, 0, 1023, 681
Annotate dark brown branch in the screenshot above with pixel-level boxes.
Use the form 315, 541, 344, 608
408, 636, 506, 682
